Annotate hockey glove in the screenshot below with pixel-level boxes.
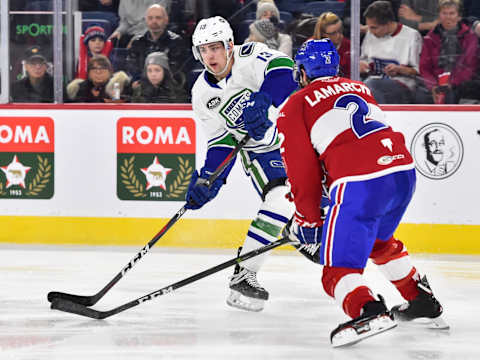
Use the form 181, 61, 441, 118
185, 169, 224, 210
242, 91, 273, 141
290, 214, 323, 245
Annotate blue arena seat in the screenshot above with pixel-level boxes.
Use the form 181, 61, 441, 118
302, 1, 345, 17
82, 11, 119, 35
236, 19, 255, 44
187, 67, 204, 91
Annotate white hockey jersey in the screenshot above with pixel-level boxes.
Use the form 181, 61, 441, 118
361, 23, 422, 90
191, 42, 294, 153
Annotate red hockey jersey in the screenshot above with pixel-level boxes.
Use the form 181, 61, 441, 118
277, 76, 414, 223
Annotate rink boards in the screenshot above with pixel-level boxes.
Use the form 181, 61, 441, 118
0, 104, 479, 254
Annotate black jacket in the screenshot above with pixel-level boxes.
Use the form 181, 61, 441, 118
11, 74, 54, 103
126, 30, 188, 81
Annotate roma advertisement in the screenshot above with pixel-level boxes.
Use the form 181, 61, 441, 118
0, 117, 54, 199
116, 117, 196, 201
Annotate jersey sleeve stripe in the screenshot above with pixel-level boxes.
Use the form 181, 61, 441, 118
265, 57, 294, 76
207, 131, 236, 149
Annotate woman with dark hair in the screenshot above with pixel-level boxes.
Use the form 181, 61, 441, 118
131, 52, 188, 103
67, 55, 132, 102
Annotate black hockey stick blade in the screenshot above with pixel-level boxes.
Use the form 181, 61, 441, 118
47, 205, 187, 306
50, 236, 292, 320
47, 135, 250, 307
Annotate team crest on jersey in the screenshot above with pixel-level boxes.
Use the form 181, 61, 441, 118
219, 88, 252, 129
206, 96, 221, 110
410, 123, 463, 180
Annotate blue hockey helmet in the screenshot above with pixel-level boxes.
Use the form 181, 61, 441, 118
293, 39, 340, 82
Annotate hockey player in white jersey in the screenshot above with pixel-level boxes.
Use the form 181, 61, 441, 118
185, 16, 298, 312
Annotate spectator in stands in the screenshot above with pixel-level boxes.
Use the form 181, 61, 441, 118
245, 19, 292, 57
398, 0, 438, 35
360, 1, 422, 104
313, 12, 351, 78
131, 52, 188, 103
418, 0, 478, 104
67, 55, 131, 102
126, 4, 187, 85
78, 0, 119, 12
76, 26, 113, 79
11, 46, 53, 103
108, 0, 160, 48
255, 0, 292, 56
343, 0, 400, 35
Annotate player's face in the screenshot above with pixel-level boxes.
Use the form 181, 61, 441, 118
146, 64, 165, 86
323, 22, 343, 47
439, 5, 460, 31
198, 41, 228, 74
426, 130, 445, 164
366, 18, 390, 38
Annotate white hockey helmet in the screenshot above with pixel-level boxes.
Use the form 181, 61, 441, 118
192, 16, 235, 74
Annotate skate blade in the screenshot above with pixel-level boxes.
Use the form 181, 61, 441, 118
332, 315, 397, 348
400, 315, 450, 330
226, 290, 265, 312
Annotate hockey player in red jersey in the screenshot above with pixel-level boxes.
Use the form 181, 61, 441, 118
277, 39, 448, 347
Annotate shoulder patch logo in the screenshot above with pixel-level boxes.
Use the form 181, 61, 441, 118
207, 96, 221, 110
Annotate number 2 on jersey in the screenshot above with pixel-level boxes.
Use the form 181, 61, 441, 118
334, 94, 387, 138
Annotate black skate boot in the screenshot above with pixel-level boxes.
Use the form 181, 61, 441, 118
391, 275, 449, 329
226, 248, 269, 312
330, 295, 397, 347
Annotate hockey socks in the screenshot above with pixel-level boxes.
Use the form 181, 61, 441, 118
370, 237, 420, 300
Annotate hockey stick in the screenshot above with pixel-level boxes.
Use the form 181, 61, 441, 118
50, 236, 292, 319
47, 135, 251, 306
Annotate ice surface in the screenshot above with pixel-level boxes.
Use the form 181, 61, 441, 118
1, 245, 479, 360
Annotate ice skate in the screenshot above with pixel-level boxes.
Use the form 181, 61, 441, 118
330, 295, 397, 347
391, 275, 449, 329
226, 263, 269, 312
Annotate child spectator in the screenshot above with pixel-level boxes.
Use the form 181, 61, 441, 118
11, 46, 54, 103
77, 26, 113, 79
313, 12, 351, 78
67, 55, 131, 102
131, 51, 188, 103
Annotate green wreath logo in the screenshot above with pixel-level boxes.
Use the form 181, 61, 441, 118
0, 180, 6, 196
120, 156, 147, 198
26, 155, 52, 196
167, 157, 192, 199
